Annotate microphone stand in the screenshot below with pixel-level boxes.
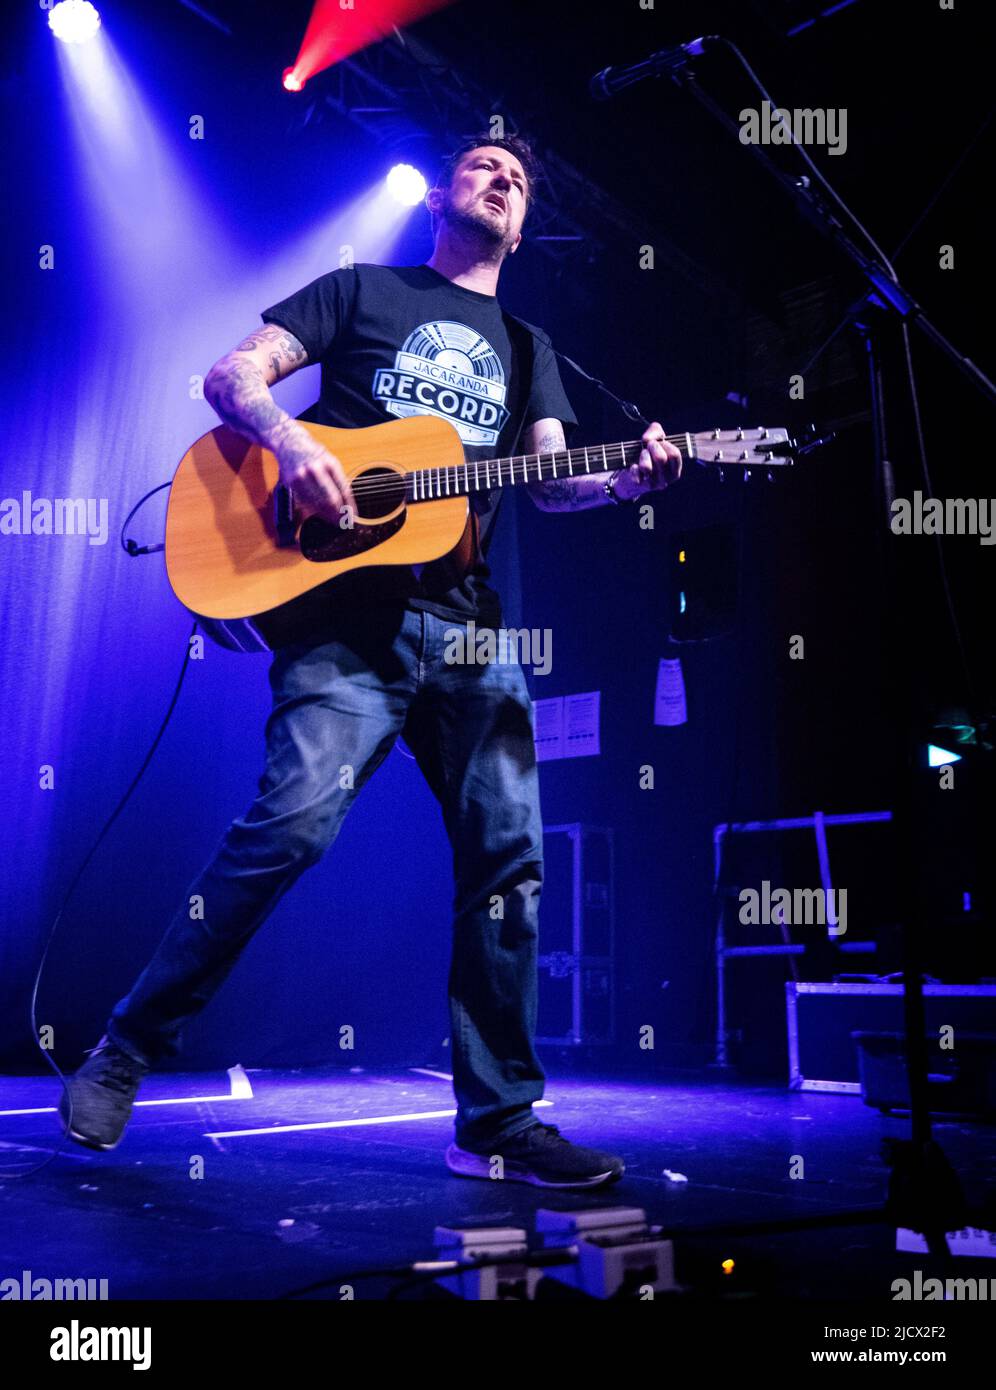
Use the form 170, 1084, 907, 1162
665, 53, 994, 1253
668, 68, 996, 408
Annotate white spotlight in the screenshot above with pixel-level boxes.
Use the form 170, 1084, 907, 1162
49, 0, 102, 44
386, 164, 427, 207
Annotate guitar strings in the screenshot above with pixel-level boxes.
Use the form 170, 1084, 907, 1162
339, 438, 694, 504
335, 430, 780, 505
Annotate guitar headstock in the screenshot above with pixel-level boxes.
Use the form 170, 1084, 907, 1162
688, 426, 795, 474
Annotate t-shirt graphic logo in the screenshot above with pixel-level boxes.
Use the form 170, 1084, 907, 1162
372, 320, 509, 446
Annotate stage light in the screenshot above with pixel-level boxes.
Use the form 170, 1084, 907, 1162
386, 164, 427, 207
928, 745, 962, 768
48, 0, 102, 44
290, 2, 457, 89
282, 67, 305, 92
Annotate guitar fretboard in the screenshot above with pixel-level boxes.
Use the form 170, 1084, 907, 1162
403, 437, 690, 502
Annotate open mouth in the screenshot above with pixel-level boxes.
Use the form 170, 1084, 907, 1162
483, 195, 506, 212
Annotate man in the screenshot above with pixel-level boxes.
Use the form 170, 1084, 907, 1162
61, 134, 682, 1188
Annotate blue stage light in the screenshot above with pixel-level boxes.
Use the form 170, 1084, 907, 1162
386, 164, 427, 207
48, 1, 102, 44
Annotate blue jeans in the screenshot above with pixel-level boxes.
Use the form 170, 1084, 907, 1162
107, 606, 546, 1146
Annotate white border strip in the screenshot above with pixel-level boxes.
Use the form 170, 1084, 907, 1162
206, 1098, 552, 1140
0, 1064, 253, 1115
205, 1106, 458, 1138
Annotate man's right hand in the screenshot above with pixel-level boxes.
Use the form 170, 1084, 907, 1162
275, 421, 356, 525
202, 324, 356, 526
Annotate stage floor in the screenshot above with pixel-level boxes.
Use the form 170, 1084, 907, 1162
1, 1068, 993, 1300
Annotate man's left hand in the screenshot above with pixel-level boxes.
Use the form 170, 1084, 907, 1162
612, 421, 683, 500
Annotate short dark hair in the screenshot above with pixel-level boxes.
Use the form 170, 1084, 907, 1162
431, 132, 542, 232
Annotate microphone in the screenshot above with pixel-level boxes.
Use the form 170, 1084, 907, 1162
589, 36, 716, 101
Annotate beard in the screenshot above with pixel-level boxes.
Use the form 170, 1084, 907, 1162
441, 194, 514, 255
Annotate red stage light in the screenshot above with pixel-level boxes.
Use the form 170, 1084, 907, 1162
282, 67, 304, 92
291, 1, 456, 88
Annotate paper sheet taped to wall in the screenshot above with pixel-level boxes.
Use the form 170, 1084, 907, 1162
534, 691, 601, 761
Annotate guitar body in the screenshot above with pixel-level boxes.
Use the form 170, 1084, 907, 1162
165, 414, 799, 652
165, 416, 470, 651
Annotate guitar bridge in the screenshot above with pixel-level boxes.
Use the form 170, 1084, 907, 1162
273, 484, 297, 547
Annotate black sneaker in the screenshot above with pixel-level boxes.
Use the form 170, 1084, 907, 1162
446, 1121, 624, 1189
59, 1035, 149, 1151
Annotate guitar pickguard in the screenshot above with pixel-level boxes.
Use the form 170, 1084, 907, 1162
297, 463, 408, 563
299, 508, 406, 562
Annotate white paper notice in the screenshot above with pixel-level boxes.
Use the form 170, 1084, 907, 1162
533, 696, 565, 762
654, 657, 687, 726
896, 1226, 996, 1259
563, 691, 600, 758
533, 692, 601, 760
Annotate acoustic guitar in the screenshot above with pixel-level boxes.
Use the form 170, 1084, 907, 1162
165, 415, 796, 651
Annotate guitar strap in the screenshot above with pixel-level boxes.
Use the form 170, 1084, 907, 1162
484, 310, 536, 547
420, 310, 536, 588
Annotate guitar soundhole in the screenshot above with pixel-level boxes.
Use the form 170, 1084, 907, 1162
352, 466, 405, 520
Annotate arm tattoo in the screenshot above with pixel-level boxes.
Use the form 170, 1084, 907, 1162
233, 324, 308, 367
531, 427, 617, 512
204, 324, 308, 453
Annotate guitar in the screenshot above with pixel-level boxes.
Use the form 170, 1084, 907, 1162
165, 415, 797, 651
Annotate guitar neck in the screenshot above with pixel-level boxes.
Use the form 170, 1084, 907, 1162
406, 437, 689, 503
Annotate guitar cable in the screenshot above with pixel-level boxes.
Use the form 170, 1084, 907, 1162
120, 479, 171, 556
7, 484, 196, 1179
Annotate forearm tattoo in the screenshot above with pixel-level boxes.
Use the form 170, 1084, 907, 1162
532, 428, 617, 511
204, 325, 308, 453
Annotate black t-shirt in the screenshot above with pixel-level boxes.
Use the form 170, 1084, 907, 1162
261, 263, 577, 628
